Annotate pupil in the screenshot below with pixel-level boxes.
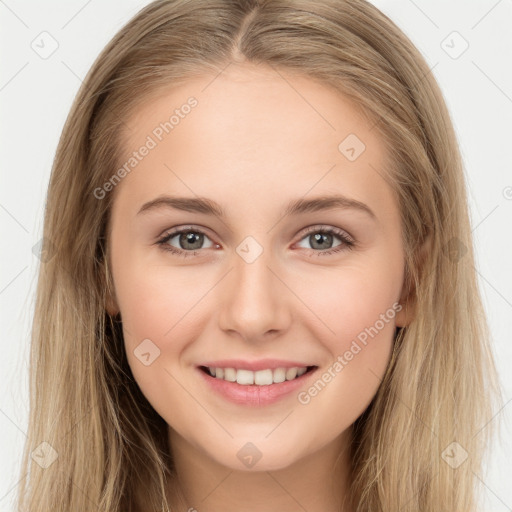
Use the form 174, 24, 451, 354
180, 232, 203, 250
311, 233, 332, 250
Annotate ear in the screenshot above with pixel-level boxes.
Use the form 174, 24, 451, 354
395, 234, 431, 327
105, 290, 119, 317
394, 289, 414, 327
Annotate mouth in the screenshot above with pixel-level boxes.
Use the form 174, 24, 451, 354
198, 365, 318, 386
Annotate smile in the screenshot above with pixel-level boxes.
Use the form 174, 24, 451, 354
197, 363, 319, 407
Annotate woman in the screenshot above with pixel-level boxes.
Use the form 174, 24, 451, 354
18, 1, 502, 510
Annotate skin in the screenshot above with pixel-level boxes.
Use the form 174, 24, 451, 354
106, 62, 412, 512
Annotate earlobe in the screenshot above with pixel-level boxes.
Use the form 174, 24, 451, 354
395, 299, 414, 327
105, 293, 119, 317
394, 268, 416, 326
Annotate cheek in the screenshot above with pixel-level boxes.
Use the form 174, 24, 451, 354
119, 278, 173, 340
117, 267, 201, 420
116, 262, 211, 381
298, 258, 402, 348
293, 259, 401, 411
114, 263, 181, 371
116, 258, 202, 340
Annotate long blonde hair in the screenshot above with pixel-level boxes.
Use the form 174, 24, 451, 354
17, 0, 502, 510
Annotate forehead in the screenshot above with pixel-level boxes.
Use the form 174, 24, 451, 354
122, 62, 377, 153
112, 63, 396, 223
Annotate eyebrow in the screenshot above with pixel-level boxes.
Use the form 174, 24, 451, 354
137, 194, 376, 220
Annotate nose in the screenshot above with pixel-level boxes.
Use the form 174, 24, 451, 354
217, 247, 293, 343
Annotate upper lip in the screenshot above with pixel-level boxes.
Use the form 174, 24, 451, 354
198, 359, 317, 372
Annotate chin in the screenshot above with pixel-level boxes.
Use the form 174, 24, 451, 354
205, 437, 307, 472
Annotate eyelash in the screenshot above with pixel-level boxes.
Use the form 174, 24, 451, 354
155, 225, 355, 258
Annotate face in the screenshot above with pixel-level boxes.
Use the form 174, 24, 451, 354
107, 62, 408, 472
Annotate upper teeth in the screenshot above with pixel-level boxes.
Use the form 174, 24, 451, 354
208, 366, 308, 385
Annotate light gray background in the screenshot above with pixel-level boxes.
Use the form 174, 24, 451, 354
1, 1, 511, 510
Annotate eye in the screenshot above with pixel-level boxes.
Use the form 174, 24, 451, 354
155, 224, 355, 258
295, 225, 355, 256
156, 226, 217, 257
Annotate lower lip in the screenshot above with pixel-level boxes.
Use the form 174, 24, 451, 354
197, 367, 318, 406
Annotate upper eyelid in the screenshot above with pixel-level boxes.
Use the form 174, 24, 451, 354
160, 225, 215, 242
300, 224, 353, 240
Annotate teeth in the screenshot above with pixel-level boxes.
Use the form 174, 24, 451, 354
224, 367, 236, 382
273, 368, 286, 383
237, 369, 254, 385
206, 366, 310, 386
285, 367, 297, 380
